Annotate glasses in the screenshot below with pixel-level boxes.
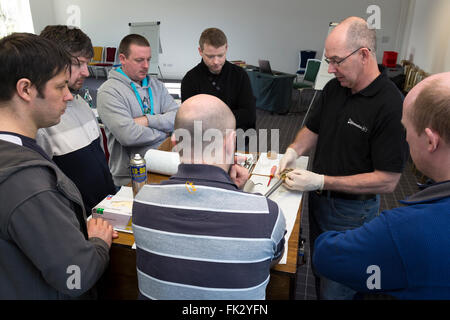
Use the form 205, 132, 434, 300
325, 47, 370, 66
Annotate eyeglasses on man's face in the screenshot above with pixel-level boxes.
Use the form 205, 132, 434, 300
325, 47, 370, 66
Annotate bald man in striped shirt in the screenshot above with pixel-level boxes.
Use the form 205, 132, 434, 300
132, 94, 286, 300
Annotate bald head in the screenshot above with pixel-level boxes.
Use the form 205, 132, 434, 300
173, 94, 237, 164
329, 16, 377, 53
175, 94, 236, 134
404, 72, 450, 143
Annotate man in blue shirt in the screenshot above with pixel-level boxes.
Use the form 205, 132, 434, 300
313, 72, 450, 299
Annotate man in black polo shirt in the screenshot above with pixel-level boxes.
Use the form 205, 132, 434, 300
278, 17, 408, 300
181, 28, 256, 137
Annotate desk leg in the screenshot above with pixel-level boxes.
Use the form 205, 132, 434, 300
266, 270, 297, 300
97, 245, 139, 300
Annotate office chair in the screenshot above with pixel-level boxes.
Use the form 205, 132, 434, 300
293, 59, 321, 89
88, 46, 104, 79
403, 66, 418, 93
296, 50, 316, 79
290, 59, 321, 115
90, 47, 120, 78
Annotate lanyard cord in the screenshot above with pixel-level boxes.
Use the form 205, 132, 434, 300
116, 67, 154, 115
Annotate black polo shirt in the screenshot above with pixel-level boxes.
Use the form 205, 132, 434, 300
181, 60, 256, 131
306, 71, 408, 176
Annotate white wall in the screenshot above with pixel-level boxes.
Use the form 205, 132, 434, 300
30, 0, 410, 79
29, 0, 55, 34
401, 0, 450, 74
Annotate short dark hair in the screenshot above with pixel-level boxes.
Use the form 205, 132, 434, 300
118, 34, 150, 58
40, 25, 94, 60
199, 28, 227, 50
0, 33, 71, 102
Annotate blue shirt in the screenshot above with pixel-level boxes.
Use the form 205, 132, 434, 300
313, 181, 450, 299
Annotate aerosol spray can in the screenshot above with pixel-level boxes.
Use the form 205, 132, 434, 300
130, 154, 147, 197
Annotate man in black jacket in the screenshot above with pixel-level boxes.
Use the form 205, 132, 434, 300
181, 28, 256, 138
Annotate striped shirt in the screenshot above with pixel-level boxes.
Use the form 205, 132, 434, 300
36, 94, 116, 215
132, 164, 286, 300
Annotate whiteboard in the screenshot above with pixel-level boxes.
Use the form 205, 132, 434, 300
314, 22, 338, 90
129, 21, 161, 75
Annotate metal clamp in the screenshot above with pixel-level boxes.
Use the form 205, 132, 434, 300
264, 168, 293, 197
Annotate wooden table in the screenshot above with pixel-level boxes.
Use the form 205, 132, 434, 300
97, 140, 303, 300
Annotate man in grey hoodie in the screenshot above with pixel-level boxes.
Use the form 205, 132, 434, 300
0, 33, 117, 299
97, 34, 179, 186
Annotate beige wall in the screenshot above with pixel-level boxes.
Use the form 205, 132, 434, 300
402, 0, 450, 73
29, 0, 55, 34
31, 0, 410, 80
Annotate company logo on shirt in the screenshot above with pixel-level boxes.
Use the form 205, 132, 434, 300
185, 181, 197, 194
347, 118, 368, 133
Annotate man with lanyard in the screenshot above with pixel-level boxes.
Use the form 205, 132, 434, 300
37, 25, 116, 216
97, 34, 179, 186
277, 17, 408, 299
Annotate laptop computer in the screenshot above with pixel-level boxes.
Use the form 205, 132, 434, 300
258, 59, 282, 75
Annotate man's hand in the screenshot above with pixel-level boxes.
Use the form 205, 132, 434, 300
229, 164, 249, 189
284, 169, 324, 191
87, 218, 118, 248
277, 147, 298, 176
133, 115, 149, 127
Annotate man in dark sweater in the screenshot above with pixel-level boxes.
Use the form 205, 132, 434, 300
0, 33, 116, 299
181, 28, 256, 135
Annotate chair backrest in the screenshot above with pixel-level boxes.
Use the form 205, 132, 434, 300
91, 46, 103, 63
404, 66, 418, 92
299, 50, 316, 69
105, 47, 117, 63
303, 59, 321, 83
403, 62, 415, 75
413, 69, 428, 87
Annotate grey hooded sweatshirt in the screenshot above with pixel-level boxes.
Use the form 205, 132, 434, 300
0, 137, 110, 299
97, 69, 179, 186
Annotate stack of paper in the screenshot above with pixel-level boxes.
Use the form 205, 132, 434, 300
243, 152, 309, 264
91, 186, 134, 233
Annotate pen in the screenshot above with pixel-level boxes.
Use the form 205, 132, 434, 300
267, 165, 277, 187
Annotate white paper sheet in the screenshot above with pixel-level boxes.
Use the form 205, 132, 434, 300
243, 153, 309, 264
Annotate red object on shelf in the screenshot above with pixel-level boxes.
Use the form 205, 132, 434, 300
382, 51, 398, 68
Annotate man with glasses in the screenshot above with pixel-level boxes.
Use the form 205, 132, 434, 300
313, 72, 450, 299
278, 16, 408, 299
0, 33, 116, 299
37, 25, 116, 216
